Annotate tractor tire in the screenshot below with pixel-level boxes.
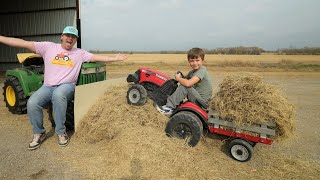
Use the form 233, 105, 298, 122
165, 111, 203, 147
229, 138, 253, 162
48, 101, 75, 132
2, 76, 28, 114
127, 84, 148, 106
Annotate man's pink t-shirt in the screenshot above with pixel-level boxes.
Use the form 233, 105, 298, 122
34, 42, 93, 86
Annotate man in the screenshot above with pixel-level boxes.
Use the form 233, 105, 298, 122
0, 26, 128, 150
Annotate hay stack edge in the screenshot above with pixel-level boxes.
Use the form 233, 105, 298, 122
211, 74, 296, 141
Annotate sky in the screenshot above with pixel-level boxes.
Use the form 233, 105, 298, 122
80, 0, 320, 51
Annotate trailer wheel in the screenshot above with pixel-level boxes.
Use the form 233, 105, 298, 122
2, 77, 28, 114
165, 111, 203, 147
229, 139, 253, 162
127, 84, 147, 106
48, 101, 74, 132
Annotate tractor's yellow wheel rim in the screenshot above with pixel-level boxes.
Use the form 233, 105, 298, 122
6, 86, 16, 107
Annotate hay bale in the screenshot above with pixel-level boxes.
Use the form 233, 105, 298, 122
211, 73, 296, 141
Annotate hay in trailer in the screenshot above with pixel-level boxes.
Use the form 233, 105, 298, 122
211, 73, 296, 141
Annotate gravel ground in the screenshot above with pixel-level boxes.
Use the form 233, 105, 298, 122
0, 72, 84, 179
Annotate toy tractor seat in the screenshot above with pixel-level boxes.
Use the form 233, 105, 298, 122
24, 57, 44, 74
195, 99, 208, 109
22, 56, 44, 66
18, 53, 45, 74
194, 96, 213, 111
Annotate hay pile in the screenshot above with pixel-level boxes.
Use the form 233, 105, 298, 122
75, 85, 168, 143
65, 82, 319, 179
211, 73, 296, 141
73, 85, 231, 179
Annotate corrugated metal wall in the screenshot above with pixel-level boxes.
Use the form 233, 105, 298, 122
0, 0, 78, 71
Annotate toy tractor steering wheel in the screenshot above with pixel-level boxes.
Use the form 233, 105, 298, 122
176, 71, 184, 78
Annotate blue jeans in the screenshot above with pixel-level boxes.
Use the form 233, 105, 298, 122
27, 83, 75, 135
166, 85, 208, 109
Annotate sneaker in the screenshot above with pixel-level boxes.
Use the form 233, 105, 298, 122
58, 133, 69, 147
155, 104, 174, 115
28, 132, 46, 150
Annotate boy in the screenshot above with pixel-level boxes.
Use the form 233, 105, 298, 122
156, 47, 213, 115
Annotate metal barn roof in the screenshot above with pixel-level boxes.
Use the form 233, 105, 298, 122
0, 0, 80, 71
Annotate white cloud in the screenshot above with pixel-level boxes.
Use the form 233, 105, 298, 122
159, 0, 182, 9
82, 0, 136, 10
243, 0, 274, 14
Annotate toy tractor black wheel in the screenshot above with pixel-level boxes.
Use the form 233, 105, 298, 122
2, 76, 27, 114
165, 111, 203, 147
229, 138, 253, 162
127, 84, 147, 106
48, 101, 75, 132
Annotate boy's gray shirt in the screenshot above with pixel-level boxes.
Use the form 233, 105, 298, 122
187, 66, 213, 101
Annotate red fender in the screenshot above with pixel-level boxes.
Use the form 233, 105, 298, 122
174, 102, 209, 120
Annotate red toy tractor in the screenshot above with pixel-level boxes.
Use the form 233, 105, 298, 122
126, 68, 275, 162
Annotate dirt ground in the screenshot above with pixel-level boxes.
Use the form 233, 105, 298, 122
0, 68, 319, 179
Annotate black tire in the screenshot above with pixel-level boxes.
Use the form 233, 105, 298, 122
2, 76, 28, 114
127, 84, 147, 106
48, 101, 74, 132
165, 111, 203, 147
229, 138, 253, 162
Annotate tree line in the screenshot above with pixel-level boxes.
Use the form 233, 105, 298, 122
205, 46, 264, 55
276, 47, 320, 55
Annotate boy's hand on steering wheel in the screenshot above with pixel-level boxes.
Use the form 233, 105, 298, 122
175, 71, 184, 78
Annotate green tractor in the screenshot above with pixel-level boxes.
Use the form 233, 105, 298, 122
2, 53, 106, 131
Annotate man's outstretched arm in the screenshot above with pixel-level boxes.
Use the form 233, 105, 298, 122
0, 35, 36, 53
90, 53, 128, 62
